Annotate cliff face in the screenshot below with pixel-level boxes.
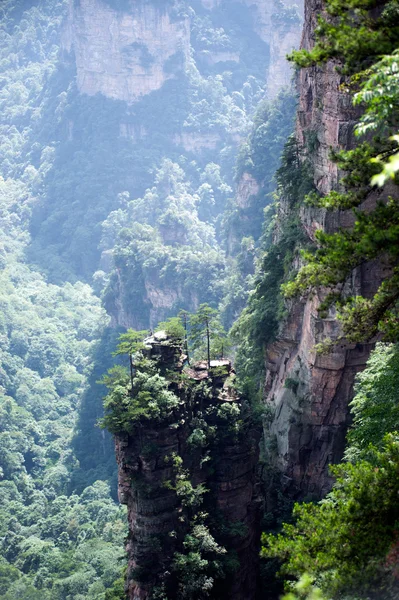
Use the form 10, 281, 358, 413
63, 0, 303, 104
108, 267, 198, 331
263, 0, 383, 497
115, 334, 261, 599
60, 0, 303, 331
241, 0, 303, 98
62, 0, 190, 104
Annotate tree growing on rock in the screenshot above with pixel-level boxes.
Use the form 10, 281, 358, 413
178, 309, 191, 364
189, 304, 228, 368
113, 329, 148, 390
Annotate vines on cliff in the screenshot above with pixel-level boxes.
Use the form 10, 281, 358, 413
231, 135, 315, 399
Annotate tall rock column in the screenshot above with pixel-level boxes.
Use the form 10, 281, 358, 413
114, 333, 261, 599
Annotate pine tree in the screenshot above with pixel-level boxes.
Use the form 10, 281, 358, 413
113, 329, 148, 390
189, 304, 227, 368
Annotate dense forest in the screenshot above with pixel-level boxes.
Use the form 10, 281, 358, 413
1, 0, 399, 599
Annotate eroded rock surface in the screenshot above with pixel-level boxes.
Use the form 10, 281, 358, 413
115, 336, 261, 599
62, 0, 190, 104
63, 0, 303, 104
242, 0, 303, 97
264, 0, 386, 497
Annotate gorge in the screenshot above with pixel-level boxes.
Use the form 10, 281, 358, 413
0, 0, 398, 599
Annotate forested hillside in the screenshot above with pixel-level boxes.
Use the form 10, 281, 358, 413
0, 0, 301, 597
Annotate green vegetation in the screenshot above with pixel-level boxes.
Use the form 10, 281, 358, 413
282, 0, 399, 348
346, 343, 399, 458
220, 90, 298, 335
102, 160, 227, 328
101, 357, 180, 435
232, 136, 313, 397
189, 304, 228, 367
281, 576, 326, 600
0, 0, 303, 598
0, 169, 126, 599
225, 88, 297, 246
263, 345, 399, 599
289, 0, 399, 73
101, 325, 255, 600
172, 523, 226, 600
257, 1, 399, 596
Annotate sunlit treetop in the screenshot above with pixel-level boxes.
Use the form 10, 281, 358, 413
289, 0, 399, 74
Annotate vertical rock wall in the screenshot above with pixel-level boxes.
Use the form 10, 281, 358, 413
63, 0, 303, 104
264, 0, 386, 497
62, 0, 190, 104
242, 0, 304, 98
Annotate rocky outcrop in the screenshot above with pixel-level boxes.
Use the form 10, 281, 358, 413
115, 334, 261, 599
62, 0, 302, 105
235, 173, 260, 210
242, 0, 303, 97
264, 0, 385, 497
62, 0, 190, 104
106, 265, 201, 331
268, 16, 303, 99
173, 132, 221, 154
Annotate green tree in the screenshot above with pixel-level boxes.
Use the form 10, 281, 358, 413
101, 360, 179, 435
281, 575, 327, 600
282, 1, 399, 347
288, 0, 399, 74
113, 330, 148, 390
178, 310, 191, 364
263, 436, 399, 598
345, 343, 399, 459
156, 317, 185, 342
189, 304, 227, 368
173, 524, 226, 600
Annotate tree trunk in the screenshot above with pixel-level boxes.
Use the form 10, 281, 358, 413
129, 354, 134, 391
184, 316, 190, 364
206, 319, 210, 369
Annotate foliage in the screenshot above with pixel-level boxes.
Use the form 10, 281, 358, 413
283, 196, 399, 342
156, 318, 185, 342
235, 90, 297, 185
0, 164, 126, 598
289, 0, 399, 74
282, 3, 399, 347
102, 160, 227, 328
173, 524, 226, 600
354, 50, 399, 136
263, 435, 399, 598
281, 575, 327, 600
232, 136, 313, 399
101, 324, 253, 599
372, 135, 399, 186
224, 89, 297, 247
0, 0, 302, 598
352, 50, 399, 186
101, 356, 180, 435
345, 343, 399, 459
189, 303, 228, 365
263, 343, 399, 599
114, 330, 149, 358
